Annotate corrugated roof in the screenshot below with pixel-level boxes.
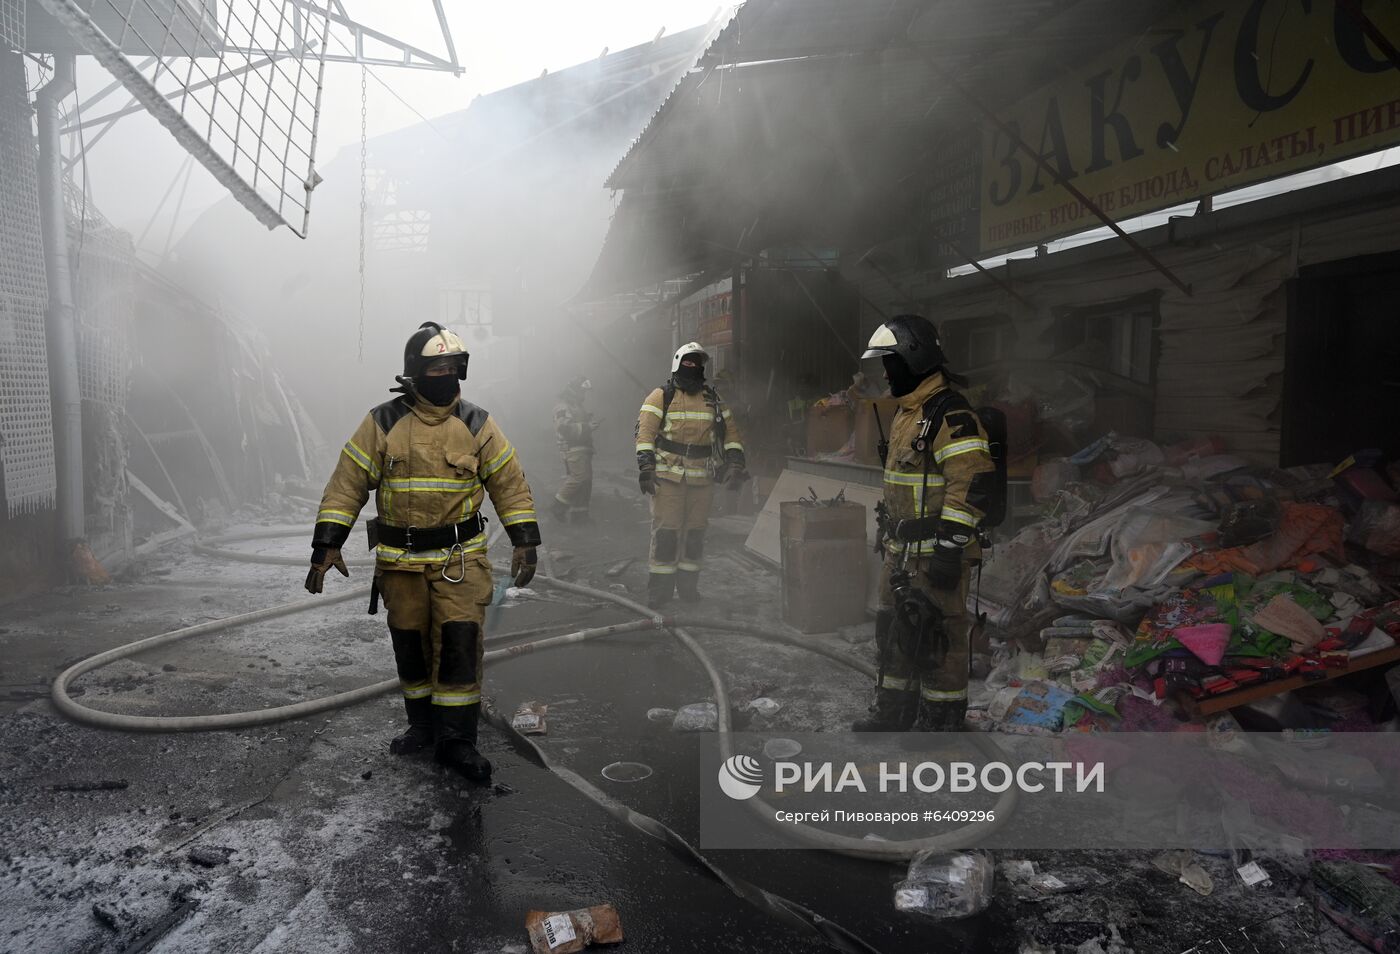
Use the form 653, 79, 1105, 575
605, 0, 1172, 191
582, 0, 1180, 299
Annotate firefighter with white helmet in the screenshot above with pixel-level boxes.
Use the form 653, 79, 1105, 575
306, 322, 541, 781
854, 314, 994, 733
550, 375, 598, 523
635, 342, 746, 606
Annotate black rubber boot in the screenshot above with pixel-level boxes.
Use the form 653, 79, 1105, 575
646, 572, 675, 608
852, 687, 918, 731
389, 696, 434, 755
433, 704, 492, 782
549, 497, 569, 522
911, 698, 967, 733
676, 570, 701, 603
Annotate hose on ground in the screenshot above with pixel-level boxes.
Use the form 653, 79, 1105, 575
54, 530, 1014, 861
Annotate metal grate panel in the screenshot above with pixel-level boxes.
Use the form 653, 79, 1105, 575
39, 0, 332, 236
68, 196, 133, 410
0, 0, 22, 50
0, 49, 57, 514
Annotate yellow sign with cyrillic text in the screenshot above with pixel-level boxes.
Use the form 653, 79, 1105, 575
979, 0, 1400, 254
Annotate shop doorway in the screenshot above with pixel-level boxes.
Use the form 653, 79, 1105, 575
1284, 251, 1400, 466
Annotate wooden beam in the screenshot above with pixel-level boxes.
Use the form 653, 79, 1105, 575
1187, 645, 1400, 718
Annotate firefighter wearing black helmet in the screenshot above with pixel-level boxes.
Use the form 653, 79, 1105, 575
854, 315, 994, 733
306, 322, 541, 782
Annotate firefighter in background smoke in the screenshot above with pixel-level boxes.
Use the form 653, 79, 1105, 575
306, 322, 540, 782
854, 315, 994, 733
550, 376, 598, 523
635, 342, 746, 606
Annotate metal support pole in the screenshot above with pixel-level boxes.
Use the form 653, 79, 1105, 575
731, 261, 743, 385
37, 54, 86, 549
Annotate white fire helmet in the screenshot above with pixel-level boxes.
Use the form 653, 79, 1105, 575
671, 341, 709, 373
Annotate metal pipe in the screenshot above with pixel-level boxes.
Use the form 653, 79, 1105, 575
36, 54, 85, 548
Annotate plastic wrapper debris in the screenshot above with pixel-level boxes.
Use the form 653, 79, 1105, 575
1186, 501, 1345, 577
1029, 867, 1107, 895
1236, 861, 1271, 887
671, 702, 718, 732
745, 697, 781, 716
1249, 592, 1325, 650
1349, 501, 1400, 558
1098, 501, 1213, 594
894, 849, 992, 920
512, 701, 548, 735
1219, 498, 1282, 547
988, 681, 1074, 732
1031, 460, 1079, 501
1107, 437, 1164, 478
525, 904, 623, 953
1152, 850, 1213, 896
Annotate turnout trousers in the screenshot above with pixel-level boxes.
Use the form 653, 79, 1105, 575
378, 555, 493, 714
648, 477, 712, 602
554, 446, 594, 515
875, 554, 972, 706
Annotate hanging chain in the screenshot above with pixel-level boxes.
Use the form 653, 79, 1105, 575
357, 64, 368, 362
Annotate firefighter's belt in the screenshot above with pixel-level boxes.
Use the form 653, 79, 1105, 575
375, 515, 485, 552
891, 516, 942, 542
657, 437, 713, 458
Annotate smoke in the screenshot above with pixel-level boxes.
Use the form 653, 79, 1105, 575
167, 31, 713, 475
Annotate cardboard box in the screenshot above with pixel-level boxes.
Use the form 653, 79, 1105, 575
779, 499, 865, 542
746, 469, 884, 613
779, 500, 869, 632
805, 404, 853, 456
781, 538, 870, 632
853, 398, 901, 466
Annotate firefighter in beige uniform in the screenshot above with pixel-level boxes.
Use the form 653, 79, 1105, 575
635, 342, 746, 606
550, 376, 597, 523
853, 315, 994, 733
306, 322, 540, 781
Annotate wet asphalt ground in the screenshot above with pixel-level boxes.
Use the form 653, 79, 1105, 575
0, 470, 1373, 952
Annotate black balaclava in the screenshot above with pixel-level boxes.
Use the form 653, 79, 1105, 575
417, 375, 460, 407
674, 360, 705, 393
882, 354, 925, 398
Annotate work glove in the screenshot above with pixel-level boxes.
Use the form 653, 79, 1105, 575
636, 449, 656, 495
924, 541, 962, 591
722, 448, 749, 485
925, 520, 971, 591
510, 546, 538, 588
305, 546, 348, 594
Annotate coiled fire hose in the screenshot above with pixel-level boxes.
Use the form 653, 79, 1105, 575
57, 529, 1019, 879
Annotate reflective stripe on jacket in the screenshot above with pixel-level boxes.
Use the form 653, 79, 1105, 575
313, 395, 540, 568
553, 398, 593, 451
636, 384, 744, 485
882, 372, 994, 556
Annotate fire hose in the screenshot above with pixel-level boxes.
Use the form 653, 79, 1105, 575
52, 528, 1016, 878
